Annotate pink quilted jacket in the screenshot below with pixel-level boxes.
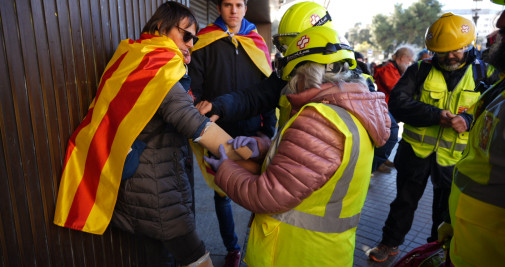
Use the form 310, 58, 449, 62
214, 81, 391, 213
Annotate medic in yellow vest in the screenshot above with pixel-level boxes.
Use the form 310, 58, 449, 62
369, 13, 500, 262
402, 13, 496, 166
437, 1, 505, 265
205, 26, 391, 266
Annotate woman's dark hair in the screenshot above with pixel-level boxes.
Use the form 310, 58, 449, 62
142, 2, 199, 36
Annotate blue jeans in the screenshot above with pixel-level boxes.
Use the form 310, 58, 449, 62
372, 112, 399, 172
214, 192, 240, 252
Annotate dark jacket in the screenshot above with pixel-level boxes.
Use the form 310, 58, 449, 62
210, 74, 286, 123
111, 82, 209, 241
189, 36, 276, 138
389, 49, 499, 128
209, 69, 375, 124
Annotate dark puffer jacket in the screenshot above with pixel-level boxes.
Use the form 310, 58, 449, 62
111, 82, 208, 241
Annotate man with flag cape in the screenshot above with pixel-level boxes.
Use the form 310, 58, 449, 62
188, 0, 275, 265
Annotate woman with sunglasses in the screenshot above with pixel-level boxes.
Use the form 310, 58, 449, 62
54, 2, 219, 266
109, 2, 215, 266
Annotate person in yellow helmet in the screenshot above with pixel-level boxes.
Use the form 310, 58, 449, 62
437, 3, 505, 265
273, 2, 336, 56
368, 13, 500, 262
205, 26, 391, 267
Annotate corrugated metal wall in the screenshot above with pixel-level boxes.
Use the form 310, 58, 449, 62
0, 0, 218, 266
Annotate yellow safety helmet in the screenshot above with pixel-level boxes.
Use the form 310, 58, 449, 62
279, 27, 356, 81
425, 13, 476, 53
273, 2, 334, 55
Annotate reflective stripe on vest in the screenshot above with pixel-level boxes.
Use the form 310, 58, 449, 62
454, 87, 505, 209
403, 63, 481, 165
270, 104, 361, 233
403, 128, 467, 152
454, 170, 505, 209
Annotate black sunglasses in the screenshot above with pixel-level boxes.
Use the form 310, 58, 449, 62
176, 26, 199, 44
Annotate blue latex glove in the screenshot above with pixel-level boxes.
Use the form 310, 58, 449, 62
204, 144, 228, 171
228, 136, 259, 158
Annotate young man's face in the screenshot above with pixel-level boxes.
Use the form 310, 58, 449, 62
218, 0, 247, 32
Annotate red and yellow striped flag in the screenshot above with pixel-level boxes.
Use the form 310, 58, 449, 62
54, 33, 186, 235
193, 24, 272, 77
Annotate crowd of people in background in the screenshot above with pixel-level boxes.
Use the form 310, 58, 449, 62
54, 0, 505, 266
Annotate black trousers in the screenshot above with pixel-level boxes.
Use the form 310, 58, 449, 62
381, 140, 453, 247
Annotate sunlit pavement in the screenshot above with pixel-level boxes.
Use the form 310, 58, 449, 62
194, 142, 435, 267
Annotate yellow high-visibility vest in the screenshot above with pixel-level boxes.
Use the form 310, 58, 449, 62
403, 65, 481, 166
449, 83, 505, 266
245, 103, 374, 267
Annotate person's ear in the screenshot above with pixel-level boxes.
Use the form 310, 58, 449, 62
217, 4, 221, 15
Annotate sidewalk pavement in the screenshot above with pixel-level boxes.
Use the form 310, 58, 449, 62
194, 145, 435, 267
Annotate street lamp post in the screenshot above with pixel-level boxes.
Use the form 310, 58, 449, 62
473, 0, 483, 25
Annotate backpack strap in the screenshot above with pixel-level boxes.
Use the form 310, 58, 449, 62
472, 58, 487, 85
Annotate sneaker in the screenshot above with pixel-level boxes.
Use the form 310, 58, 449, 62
384, 160, 395, 168
224, 250, 241, 267
369, 243, 399, 262
377, 164, 392, 173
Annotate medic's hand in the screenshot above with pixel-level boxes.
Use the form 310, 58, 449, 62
195, 101, 213, 115
228, 136, 259, 158
437, 222, 453, 243
450, 115, 467, 133
204, 144, 228, 171
195, 101, 219, 122
440, 110, 456, 128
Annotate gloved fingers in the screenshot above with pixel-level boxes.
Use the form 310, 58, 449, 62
203, 155, 217, 165
227, 138, 240, 150
237, 136, 251, 149
218, 144, 228, 160
240, 136, 257, 149
228, 136, 248, 150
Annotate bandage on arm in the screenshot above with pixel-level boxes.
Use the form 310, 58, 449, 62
196, 122, 252, 160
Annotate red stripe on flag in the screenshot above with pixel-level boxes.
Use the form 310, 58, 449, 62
64, 49, 176, 229
197, 24, 220, 36
63, 52, 128, 166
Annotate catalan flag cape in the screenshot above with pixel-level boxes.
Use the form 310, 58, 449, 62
193, 16, 272, 77
190, 17, 272, 196
54, 33, 186, 234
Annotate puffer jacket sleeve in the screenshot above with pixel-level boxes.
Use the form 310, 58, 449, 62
214, 107, 345, 214
159, 82, 209, 139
